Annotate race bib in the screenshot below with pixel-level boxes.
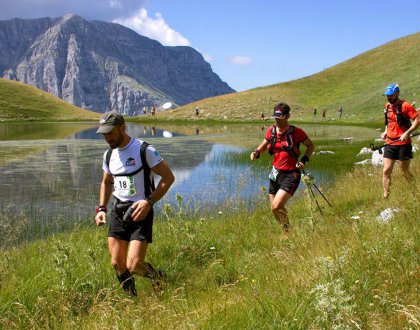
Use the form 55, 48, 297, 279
114, 176, 136, 197
269, 167, 279, 181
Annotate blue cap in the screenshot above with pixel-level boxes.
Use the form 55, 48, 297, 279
384, 83, 400, 96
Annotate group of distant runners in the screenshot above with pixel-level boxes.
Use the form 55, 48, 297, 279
94, 82, 418, 296
260, 105, 344, 121
142, 106, 156, 116
311, 106, 343, 119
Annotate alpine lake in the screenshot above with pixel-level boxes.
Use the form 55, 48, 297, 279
0, 121, 381, 245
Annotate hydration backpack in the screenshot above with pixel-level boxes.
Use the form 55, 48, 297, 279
384, 102, 411, 129
105, 141, 155, 197
268, 125, 300, 159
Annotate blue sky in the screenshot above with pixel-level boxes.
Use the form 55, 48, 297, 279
0, 0, 419, 91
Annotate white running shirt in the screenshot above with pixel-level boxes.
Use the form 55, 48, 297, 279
102, 138, 163, 202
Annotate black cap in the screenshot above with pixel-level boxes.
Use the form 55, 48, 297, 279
271, 102, 291, 119
96, 111, 125, 134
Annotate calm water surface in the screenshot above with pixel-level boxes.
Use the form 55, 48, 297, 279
0, 122, 379, 242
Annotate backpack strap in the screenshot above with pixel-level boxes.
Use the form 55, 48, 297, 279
106, 146, 144, 177
140, 141, 156, 197
285, 125, 295, 149
396, 102, 411, 128
281, 125, 300, 160
105, 148, 113, 169
384, 104, 390, 127
268, 125, 277, 155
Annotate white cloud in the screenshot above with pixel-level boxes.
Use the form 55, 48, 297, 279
114, 8, 190, 46
203, 54, 213, 62
109, 0, 123, 10
230, 56, 251, 65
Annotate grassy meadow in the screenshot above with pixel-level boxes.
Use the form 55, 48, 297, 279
1, 155, 419, 329
0, 79, 99, 122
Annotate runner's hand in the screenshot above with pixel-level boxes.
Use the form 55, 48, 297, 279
131, 200, 151, 221
296, 161, 305, 171
95, 211, 107, 226
399, 131, 410, 141
380, 132, 387, 140
250, 150, 259, 161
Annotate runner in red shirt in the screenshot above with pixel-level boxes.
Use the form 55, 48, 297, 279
381, 83, 419, 199
250, 102, 315, 234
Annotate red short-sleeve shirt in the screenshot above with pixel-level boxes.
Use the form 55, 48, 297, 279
385, 100, 418, 145
265, 125, 308, 171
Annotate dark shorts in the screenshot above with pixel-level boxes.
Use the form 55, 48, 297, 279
383, 144, 413, 161
269, 170, 301, 196
108, 198, 154, 243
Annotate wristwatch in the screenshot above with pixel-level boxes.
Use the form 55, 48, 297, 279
144, 196, 154, 206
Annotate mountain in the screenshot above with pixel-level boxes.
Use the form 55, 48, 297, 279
160, 32, 419, 123
0, 14, 235, 115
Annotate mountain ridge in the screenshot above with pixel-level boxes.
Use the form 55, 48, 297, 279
0, 14, 235, 115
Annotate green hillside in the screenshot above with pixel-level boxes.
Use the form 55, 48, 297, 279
157, 32, 419, 124
0, 78, 100, 121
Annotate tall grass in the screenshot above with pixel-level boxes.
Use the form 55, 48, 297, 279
0, 157, 419, 329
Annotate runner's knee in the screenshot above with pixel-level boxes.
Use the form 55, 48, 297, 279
271, 204, 286, 214
383, 167, 393, 176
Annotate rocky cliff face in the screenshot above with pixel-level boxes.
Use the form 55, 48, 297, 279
0, 14, 235, 115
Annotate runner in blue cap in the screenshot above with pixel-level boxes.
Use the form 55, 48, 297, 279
381, 83, 419, 199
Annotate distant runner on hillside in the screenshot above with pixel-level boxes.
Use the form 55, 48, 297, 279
381, 83, 419, 199
250, 102, 315, 235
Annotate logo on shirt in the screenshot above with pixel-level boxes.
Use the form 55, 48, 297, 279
125, 157, 136, 167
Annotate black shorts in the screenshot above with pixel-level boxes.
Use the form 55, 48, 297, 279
108, 198, 154, 242
383, 144, 413, 161
269, 170, 301, 196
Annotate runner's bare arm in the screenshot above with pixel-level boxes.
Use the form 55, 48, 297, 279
95, 172, 113, 226
400, 115, 419, 141
296, 138, 315, 170
301, 137, 315, 159
131, 160, 175, 221
251, 139, 269, 160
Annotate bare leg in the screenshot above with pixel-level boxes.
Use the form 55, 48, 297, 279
108, 237, 129, 273
126, 240, 149, 275
383, 158, 396, 199
128, 240, 164, 292
270, 189, 292, 232
108, 237, 137, 295
399, 159, 413, 182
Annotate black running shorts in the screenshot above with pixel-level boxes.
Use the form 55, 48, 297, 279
108, 199, 154, 243
269, 170, 301, 196
383, 144, 413, 161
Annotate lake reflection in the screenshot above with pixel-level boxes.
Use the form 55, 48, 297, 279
0, 122, 379, 243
